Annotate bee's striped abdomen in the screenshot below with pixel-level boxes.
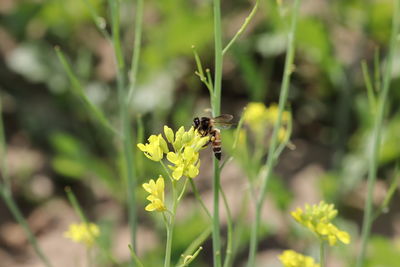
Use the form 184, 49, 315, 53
211, 129, 222, 160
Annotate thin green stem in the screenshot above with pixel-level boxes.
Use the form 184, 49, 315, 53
177, 246, 203, 267
222, 0, 259, 56
374, 48, 381, 92
161, 161, 175, 182
165, 180, 178, 267
177, 226, 211, 266
0, 188, 53, 267
177, 178, 189, 202
109, 0, 137, 254
87, 247, 92, 267
372, 165, 400, 221
65, 187, 121, 265
320, 241, 325, 267
128, 244, 145, 267
212, 0, 223, 265
189, 179, 212, 218
81, 0, 110, 39
361, 60, 377, 113
55, 47, 118, 136
0, 95, 53, 267
192, 46, 213, 95
0, 97, 9, 188
221, 187, 233, 267
356, 1, 400, 266
246, 0, 300, 266
127, 0, 144, 103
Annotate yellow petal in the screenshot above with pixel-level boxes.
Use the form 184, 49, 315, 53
164, 126, 175, 143
172, 166, 184, 180
137, 143, 147, 151
158, 134, 169, 153
337, 230, 351, 244
187, 165, 199, 178
167, 152, 180, 164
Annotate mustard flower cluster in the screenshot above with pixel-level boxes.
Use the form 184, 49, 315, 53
64, 222, 100, 248
138, 126, 209, 212
243, 102, 290, 142
279, 250, 320, 267
142, 175, 166, 212
291, 201, 350, 246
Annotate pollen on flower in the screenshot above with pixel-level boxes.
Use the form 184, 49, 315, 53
278, 250, 320, 267
64, 222, 100, 248
142, 175, 166, 212
291, 201, 351, 246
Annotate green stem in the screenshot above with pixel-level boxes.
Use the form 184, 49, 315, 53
109, 0, 137, 253
177, 226, 212, 266
320, 241, 325, 267
127, 0, 144, 103
212, 0, 223, 265
0, 187, 53, 267
0, 96, 53, 267
128, 244, 145, 267
0, 98, 9, 188
65, 187, 121, 265
222, 0, 259, 56
221, 187, 233, 267
356, 1, 400, 266
165, 181, 178, 267
212, 160, 222, 267
189, 179, 212, 218
55, 47, 118, 136
246, 1, 300, 266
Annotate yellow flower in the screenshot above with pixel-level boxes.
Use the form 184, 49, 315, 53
163, 126, 209, 180
243, 102, 291, 142
279, 250, 320, 267
243, 102, 269, 133
167, 146, 200, 180
265, 104, 290, 125
291, 201, 351, 246
64, 222, 100, 248
137, 134, 168, 161
142, 176, 166, 212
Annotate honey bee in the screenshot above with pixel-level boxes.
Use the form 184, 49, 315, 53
193, 114, 234, 160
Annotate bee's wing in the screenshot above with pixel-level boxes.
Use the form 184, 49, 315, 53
213, 114, 234, 129
213, 114, 233, 123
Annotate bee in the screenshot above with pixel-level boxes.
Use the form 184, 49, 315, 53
193, 114, 234, 160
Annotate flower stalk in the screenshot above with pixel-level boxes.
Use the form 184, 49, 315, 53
320, 241, 325, 267
247, 0, 301, 265
356, 0, 400, 266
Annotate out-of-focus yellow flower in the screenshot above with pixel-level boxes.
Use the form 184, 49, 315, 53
279, 250, 320, 267
243, 102, 269, 133
265, 104, 290, 124
291, 201, 351, 246
243, 102, 291, 142
137, 134, 168, 161
142, 176, 166, 212
64, 222, 100, 248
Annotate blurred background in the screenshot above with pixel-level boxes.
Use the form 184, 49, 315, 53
0, 0, 400, 266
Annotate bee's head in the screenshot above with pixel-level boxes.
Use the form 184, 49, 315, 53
193, 117, 200, 129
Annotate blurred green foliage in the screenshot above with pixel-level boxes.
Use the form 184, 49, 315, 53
0, 0, 399, 266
